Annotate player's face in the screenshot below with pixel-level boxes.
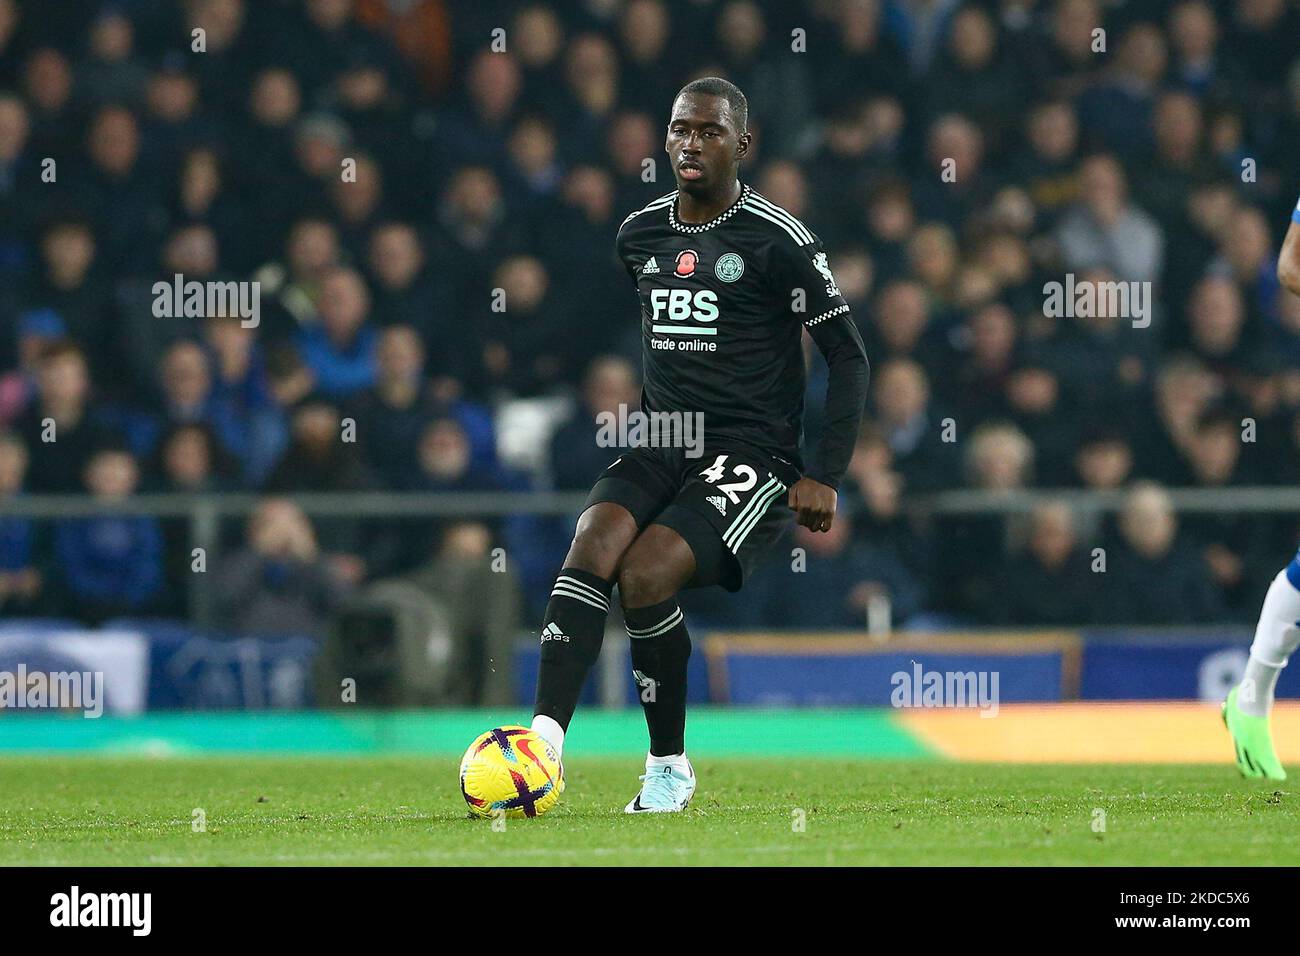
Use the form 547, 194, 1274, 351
666, 94, 749, 193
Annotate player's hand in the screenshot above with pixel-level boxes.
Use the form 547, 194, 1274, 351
788, 477, 836, 532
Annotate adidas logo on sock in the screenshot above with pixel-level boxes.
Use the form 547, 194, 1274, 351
706, 495, 727, 515
541, 622, 569, 643
641, 256, 659, 275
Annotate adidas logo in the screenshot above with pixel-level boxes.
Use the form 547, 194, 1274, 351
641, 256, 659, 275
541, 622, 569, 643
706, 495, 727, 515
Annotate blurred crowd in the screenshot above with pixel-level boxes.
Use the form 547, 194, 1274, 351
2, 0, 1300, 635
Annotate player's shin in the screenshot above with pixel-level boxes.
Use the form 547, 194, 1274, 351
531, 568, 614, 755
625, 597, 692, 758
1240, 563, 1300, 716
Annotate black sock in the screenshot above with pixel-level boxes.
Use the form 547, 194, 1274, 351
532, 568, 613, 730
624, 597, 691, 756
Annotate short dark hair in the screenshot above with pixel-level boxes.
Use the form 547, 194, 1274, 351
675, 76, 748, 133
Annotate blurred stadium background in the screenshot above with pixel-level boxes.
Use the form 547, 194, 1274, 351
2, 0, 1300, 759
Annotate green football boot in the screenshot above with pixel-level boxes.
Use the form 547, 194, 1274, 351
1223, 685, 1286, 781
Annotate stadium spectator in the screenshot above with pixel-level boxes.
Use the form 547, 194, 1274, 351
0, 90, 35, 274
173, 147, 253, 274
347, 324, 495, 490
864, 279, 939, 367
749, 503, 923, 629
148, 421, 238, 616
203, 315, 282, 485
15, 341, 119, 492
75, 104, 161, 275
213, 497, 349, 639
1134, 357, 1220, 484
1074, 430, 1135, 491
157, 338, 249, 470
1039, 265, 1149, 429
1003, 362, 1074, 485
942, 300, 1016, 425
364, 222, 445, 347
54, 444, 163, 623
549, 355, 640, 492
0, 309, 63, 427
0, 431, 40, 615
1103, 482, 1226, 625
844, 454, 931, 610
253, 216, 343, 338
1014, 99, 1081, 222
996, 500, 1097, 626
471, 254, 581, 398
615, 0, 676, 117
1185, 274, 1251, 377
1180, 408, 1269, 617
22, 47, 77, 168
294, 266, 379, 399
330, 153, 387, 261
1056, 153, 1164, 285
870, 358, 956, 492
938, 421, 1034, 618
924, 4, 1022, 150
264, 393, 373, 584
20, 219, 111, 382
115, 222, 227, 396
913, 114, 992, 228
1075, 19, 1165, 159
78, 9, 148, 109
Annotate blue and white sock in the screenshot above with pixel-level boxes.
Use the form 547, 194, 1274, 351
1240, 561, 1300, 717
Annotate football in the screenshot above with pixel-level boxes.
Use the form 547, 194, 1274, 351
459, 726, 563, 819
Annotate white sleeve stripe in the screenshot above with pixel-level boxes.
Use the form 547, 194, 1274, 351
747, 193, 815, 245
620, 192, 678, 227
742, 204, 808, 244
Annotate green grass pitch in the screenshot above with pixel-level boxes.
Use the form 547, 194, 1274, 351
2, 756, 1298, 866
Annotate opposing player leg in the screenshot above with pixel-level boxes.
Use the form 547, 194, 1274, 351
1224, 555, 1300, 780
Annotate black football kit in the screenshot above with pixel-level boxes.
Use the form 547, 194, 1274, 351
584, 182, 870, 590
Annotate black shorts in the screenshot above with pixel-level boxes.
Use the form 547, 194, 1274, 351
583, 443, 796, 592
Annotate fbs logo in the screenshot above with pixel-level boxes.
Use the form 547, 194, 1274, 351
674, 250, 698, 278
540, 623, 569, 643
706, 495, 727, 515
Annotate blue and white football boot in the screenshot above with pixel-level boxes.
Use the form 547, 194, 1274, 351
624, 757, 695, 813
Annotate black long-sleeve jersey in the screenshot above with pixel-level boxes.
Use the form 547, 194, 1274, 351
615, 182, 870, 489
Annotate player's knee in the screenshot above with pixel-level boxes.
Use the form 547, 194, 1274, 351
565, 507, 634, 577
617, 552, 678, 608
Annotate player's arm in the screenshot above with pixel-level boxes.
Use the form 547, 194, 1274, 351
780, 240, 870, 532
1279, 197, 1300, 296
793, 310, 869, 531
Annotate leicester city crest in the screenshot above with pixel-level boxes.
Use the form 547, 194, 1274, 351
714, 252, 744, 282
